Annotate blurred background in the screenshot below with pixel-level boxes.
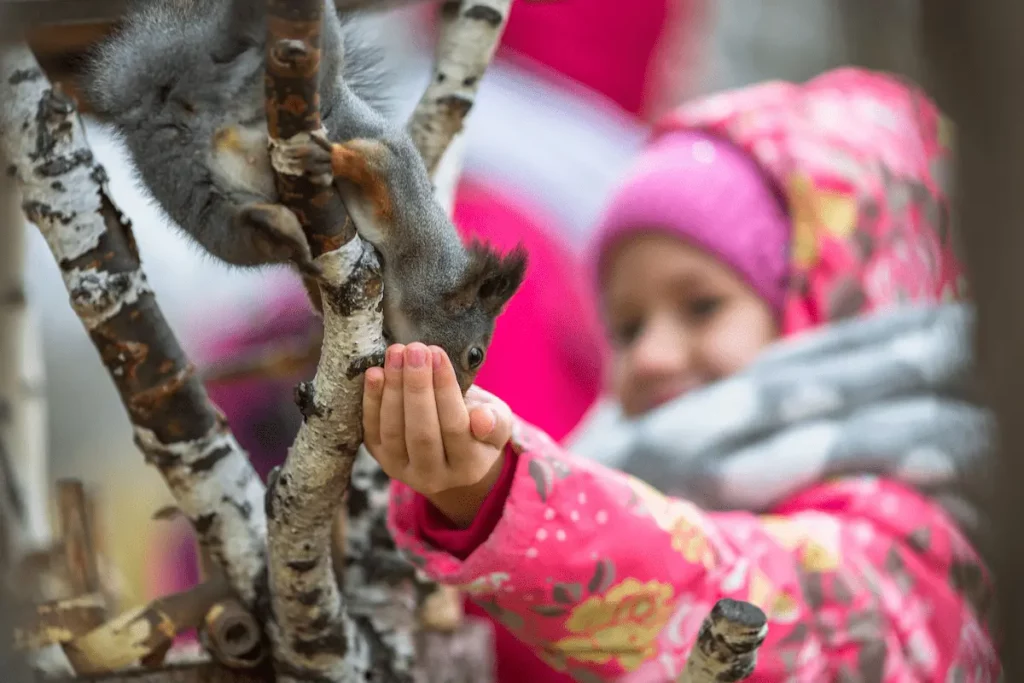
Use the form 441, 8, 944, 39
10, 0, 927, 628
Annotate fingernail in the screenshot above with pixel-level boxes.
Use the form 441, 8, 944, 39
431, 348, 443, 370
387, 347, 404, 370
407, 345, 426, 368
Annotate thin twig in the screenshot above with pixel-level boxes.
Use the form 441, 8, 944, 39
0, 44, 267, 608
678, 599, 767, 683
200, 331, 322, 386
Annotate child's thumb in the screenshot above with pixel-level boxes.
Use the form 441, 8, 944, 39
469, 406, 497, 441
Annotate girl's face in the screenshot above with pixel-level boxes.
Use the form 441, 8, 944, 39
602, 233, 779, 417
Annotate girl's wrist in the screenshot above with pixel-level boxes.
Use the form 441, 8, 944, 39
426, 450, 507, 529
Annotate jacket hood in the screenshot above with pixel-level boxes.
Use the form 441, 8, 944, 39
656, 67, 965, 336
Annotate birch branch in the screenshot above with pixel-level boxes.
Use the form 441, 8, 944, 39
407, 0, 512, 176
0, 44, 267, 608
262, 0, 513, 679
341, 0, 511, 675
678, 599, 767, 683
262, 1, 386, 680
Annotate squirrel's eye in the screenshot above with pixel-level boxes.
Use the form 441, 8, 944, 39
466, 346, 485, 370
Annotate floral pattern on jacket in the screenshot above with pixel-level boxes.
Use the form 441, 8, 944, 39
390, 420, 998, 682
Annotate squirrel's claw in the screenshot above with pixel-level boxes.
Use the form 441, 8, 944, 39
295, 138, 335, 187
274, 134, 334, 186
309, 129, 333, 151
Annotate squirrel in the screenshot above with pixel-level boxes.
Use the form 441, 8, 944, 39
84, 0, 527, 392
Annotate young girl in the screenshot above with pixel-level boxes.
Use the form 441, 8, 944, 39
362, 68, 999, 682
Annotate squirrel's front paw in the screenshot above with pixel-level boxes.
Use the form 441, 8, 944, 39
279, 135, 334, 187
235, 203, 321, 277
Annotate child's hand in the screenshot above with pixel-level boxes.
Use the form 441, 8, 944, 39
362, 343, 513, 528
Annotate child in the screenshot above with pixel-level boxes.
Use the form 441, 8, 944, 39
363, 68, 999, 682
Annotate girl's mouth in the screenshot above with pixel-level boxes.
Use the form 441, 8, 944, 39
645, 379, 703, 412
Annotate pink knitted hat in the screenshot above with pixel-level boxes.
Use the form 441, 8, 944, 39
588, 128, 791, 314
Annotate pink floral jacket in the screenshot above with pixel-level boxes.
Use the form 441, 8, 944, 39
391, 68, 998, 682
389, 418, 998, 682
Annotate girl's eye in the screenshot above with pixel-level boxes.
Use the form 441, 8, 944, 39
610, 320, 642, 348
689, 296, 723, 320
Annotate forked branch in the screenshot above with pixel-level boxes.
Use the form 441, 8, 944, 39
262, 1, 386, 679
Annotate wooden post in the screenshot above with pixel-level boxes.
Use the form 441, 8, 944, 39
919, 0, 1024, 679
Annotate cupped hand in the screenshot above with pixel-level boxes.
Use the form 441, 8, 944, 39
362, 342, 512, 527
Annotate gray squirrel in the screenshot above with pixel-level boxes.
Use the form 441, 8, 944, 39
84, 0, 527, 392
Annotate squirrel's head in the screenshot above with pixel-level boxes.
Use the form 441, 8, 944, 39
432, 242, 528, 393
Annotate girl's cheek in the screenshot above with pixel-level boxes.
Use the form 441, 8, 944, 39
706, 308, 777, 376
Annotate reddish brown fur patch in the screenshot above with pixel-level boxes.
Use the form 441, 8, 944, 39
329, 139, 393, 222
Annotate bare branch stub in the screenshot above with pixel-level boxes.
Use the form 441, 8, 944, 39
0, 44, 267, 608
679, 599, 767, 683
264, 0, 352, 255
201, 599, 265, 670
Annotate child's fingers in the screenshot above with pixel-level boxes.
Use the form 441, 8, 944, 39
432, 347, 471, 452
378, 345, 408, 465
362, 366, 385, 447
402, 344, 445, 471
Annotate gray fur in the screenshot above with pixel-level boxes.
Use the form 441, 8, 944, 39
85, 0, 526, 389
84, 0, 388, 263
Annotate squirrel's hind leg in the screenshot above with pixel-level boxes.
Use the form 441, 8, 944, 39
232, 202, 320, 276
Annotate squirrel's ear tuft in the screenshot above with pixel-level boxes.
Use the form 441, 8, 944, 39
456, 241, 528, 316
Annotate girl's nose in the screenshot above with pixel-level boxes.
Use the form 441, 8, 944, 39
630, 317, 692, 380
